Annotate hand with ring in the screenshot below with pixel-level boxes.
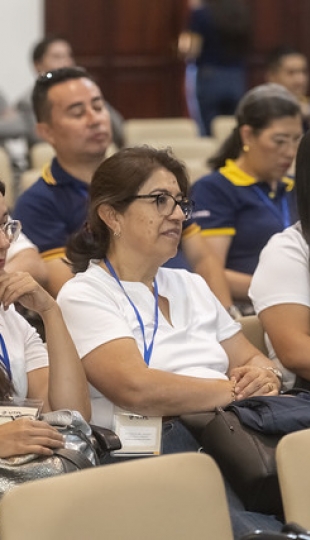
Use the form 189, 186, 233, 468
230, 365, 280, 399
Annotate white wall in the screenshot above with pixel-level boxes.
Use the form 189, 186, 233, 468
0, 0, 44, 103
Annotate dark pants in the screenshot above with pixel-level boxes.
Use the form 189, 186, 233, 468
196, 65, 246, 136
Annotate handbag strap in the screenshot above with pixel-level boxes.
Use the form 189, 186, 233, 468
54, 448, 94, 470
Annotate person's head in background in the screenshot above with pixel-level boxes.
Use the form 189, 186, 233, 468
32, 35, 74, 74
265, 46, 309, 101
208, 82, 302, 182
32, 66, 111, 172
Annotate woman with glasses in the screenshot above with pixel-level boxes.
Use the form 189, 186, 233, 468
191, 83, 303, 315
57, 146, 284, 537
0, 180, 90, 458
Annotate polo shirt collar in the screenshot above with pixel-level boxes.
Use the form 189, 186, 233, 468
219, 159, 294, 192
42, 157, 89, 190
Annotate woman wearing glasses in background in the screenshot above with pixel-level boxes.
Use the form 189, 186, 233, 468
58, 146, 284, 539
0, 180, 90, 458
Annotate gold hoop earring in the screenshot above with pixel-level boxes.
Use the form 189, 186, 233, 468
243, 144, 249, 153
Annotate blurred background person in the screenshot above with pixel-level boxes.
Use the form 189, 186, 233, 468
179, 0, 250, 135
191, 83, 302, 314
265, 45, 310, 132
16, 35, 124, 150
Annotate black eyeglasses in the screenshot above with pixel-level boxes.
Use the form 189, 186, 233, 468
0, 220, 21, 243
36, 66, 87, 85
126, 193, 194, 220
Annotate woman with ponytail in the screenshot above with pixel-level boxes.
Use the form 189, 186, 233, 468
191, 83, 302, 314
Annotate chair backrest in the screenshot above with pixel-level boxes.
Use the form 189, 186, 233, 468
0, 453, 233, 540
128, 136, 216, 184
29, 142, 55, 170
237, 315, 268, 356
276, 429, 310, 530
210, 115, 237, 145
124, 117, 199, 145
18, 168, 40, 195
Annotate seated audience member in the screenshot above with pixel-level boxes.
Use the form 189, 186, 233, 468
13, 68, 234, 307
0, 178, 90, 458
191, 83, 302, 314
250, 129, 310, 390
13, 66, 112, 297
16, 35, 125, 149
265, 45, 310, 132
58, 146, 283, 539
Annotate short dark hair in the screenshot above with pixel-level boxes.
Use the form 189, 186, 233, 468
32, 35, 71, 65
32, 66, 95, 122
66, 145, 190, 273
265, 45, 307, 73
208, 83, 301, 169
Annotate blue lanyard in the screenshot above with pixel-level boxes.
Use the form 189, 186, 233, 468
104, 259, 159, 366
0, 334, 11, 381
253, 185, 290, 229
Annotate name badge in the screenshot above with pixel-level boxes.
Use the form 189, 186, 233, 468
0, 399, 42, 425
112, 406, 162, 457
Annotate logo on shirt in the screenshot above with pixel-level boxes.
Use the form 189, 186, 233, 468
192, 210, 211, 218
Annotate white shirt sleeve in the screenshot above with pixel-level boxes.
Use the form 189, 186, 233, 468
7, 231, 38, 262
249, 226, 310, 314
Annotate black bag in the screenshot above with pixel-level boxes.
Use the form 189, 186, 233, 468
0, 410, 121, 497
181, 391, 310, 516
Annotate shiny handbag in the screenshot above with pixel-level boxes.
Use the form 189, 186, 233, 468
0, 409, 121, 497
241, 521, 310, 539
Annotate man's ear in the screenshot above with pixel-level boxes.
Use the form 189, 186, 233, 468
36, 122, 55, 147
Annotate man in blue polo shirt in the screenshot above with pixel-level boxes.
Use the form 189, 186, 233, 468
13, 68, 235, 311
13, 66, 112, 296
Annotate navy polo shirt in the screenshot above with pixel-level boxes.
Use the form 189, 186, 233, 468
13, 158, 89, 260
191, 160, 298, 275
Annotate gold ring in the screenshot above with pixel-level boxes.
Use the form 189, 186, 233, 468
268, 383, 273, 392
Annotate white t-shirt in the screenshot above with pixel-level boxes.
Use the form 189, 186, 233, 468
58, 263, 241, 428
0, 305, 48, 397
7, 231, 37, 262
249, 224, 308, 388
250, 225, 310, 313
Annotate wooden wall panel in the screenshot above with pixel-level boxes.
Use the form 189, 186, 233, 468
45, 0, 188, 119
45, 0, 310, 118
247, 0, 310, 88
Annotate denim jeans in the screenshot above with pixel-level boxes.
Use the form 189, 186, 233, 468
101, 419, 283, 539
196, 65, 246, 135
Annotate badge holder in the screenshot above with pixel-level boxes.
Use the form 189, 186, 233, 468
111, 406, 162, 457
